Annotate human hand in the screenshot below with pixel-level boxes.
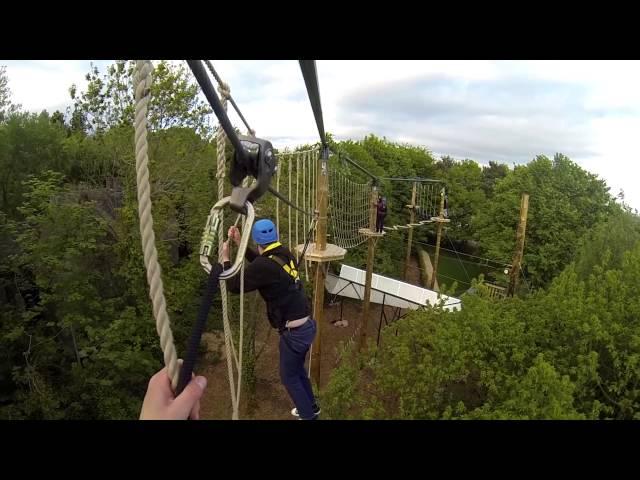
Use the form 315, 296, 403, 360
228, 226, 241, 246
221, 240, 231, 263
139, 365, 207, 420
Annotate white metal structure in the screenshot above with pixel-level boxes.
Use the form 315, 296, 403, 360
325, 264, 462, 311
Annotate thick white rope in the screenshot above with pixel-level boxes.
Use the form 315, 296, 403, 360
215, 82, 242, 419
232, 177, 251, 418
308, 150, 313, 278
303, 150, 306, 247
303, 151, 309, 279
134, 60, 180, 390
288, 155, 292, 249
296, 154, 300, 263
237, 254, 244, 412
276, 158, 280, 234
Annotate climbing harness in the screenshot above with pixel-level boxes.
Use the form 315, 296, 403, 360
175, 197, 255, 397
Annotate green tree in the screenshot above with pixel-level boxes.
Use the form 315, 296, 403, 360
481, 161, 510, 198
1, 171, 167, 419
323, 212, 640, 420
69, 61, 212, 137
473, 153, 616, 288
0, 66, 21, 123
0, 111, 68, 215
439, 159, 486, 242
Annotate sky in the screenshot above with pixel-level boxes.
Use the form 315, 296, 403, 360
2, 60, 639, 210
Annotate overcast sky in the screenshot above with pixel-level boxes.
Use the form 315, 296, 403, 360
2, 60, 639, 210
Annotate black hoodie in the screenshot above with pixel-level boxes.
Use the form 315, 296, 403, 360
222, 243, 310, 331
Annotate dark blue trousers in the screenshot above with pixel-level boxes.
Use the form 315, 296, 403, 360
279, 318, 318, 420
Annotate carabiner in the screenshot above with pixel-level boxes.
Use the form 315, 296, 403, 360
199, 197, 255, 280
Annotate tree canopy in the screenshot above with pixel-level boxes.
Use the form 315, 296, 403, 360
0, 62, 635, 420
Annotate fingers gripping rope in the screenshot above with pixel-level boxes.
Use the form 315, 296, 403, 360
134, 60, 180, 390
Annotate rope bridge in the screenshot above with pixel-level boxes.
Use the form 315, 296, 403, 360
328, 164, 371, 249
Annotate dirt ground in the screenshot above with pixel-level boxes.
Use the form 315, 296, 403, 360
199, 256, 422, 420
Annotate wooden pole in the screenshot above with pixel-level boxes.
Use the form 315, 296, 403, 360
316, 158, 328, 251
310, 152, 328, 387
369, 185, 378, 233
404, 181, 417, 281
358, 185, 379, 352
311, 262, 325, 386
430, 188, 446, 291
507, 193, 529, 297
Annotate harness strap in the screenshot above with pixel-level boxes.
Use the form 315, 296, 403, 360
269, 252, 299, 281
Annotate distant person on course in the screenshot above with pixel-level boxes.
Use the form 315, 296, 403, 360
376, 196, 387, 233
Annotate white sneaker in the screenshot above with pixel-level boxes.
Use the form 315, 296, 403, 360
291, 406, 321, 417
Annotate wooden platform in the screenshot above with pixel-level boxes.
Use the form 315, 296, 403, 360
430, 216, 451, 223
358, 228, 386, 237
295, 243, 346, 262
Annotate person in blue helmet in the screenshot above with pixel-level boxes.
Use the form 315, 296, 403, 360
220, 218, 320, 420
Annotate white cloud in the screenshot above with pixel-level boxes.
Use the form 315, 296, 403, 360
1, 60, 113, 113
1, 60, 639, 211
583, 116, 640, 209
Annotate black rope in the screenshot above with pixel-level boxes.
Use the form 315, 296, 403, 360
176, 262, 223, 398
334, 150, 378, 183
296, 217, 317, 270
412, 239, 511, 268
519, 268, 532, 293
186, 60, 250, 166
299, 60, 326, 148
204, 60, 255, 136
445, 233, 472, 283
268, 186, 314, 217
381, 176, 444, 184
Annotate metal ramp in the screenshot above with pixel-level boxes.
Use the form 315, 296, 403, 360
325, 264, 461, 346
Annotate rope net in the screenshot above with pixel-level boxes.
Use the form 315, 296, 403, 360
271, 146, 319, 280
328, 166, 370, 249
415, 182, 441, 220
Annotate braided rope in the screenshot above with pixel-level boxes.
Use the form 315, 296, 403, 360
288, 155, 292, 249
134, 60, 179, 390
276, 158, 280, 233
215, 85, 241, 419
303, 151, 308, 279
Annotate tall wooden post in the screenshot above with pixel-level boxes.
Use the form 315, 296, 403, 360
369, 185, 378, 232
507, 193, 529, 297
358, 185, 379, 352
310, 152, 328, 386
404, 181, 418, 281
298, 151, 346, 390
316, 159, 328, 251
430, 187, 447, 291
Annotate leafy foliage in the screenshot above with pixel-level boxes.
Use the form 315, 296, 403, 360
0, 62, 635, 420
323, 212, 640, 419
474, 154, 615, 288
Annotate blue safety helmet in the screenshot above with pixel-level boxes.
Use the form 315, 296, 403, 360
252, 218, 278, 245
